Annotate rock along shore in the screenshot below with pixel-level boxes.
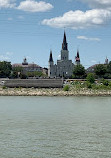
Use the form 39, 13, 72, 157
0, 87, 111, 96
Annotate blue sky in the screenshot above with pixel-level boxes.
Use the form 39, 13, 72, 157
0, 0, 111, 68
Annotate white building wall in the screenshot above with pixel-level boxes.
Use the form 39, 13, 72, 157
48, 62, 57, 78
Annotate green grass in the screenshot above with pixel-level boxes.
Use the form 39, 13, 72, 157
68, 80, 111, 90
63, 85, 70, 91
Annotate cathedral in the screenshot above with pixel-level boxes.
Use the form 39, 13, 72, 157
48, 31, 80, 78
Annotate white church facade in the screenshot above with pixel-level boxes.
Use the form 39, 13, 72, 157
48, 32, 80, 78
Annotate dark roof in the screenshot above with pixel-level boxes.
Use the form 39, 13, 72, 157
12, 63, 42, 68
77, 51, 80, 58
62, 31, 68, 50
49, 50, 53, 62
86, 64, 98, 72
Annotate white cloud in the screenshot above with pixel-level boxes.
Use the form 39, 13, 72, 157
0, 55, 10, 61
77, 36, 101, 41
42, 9, 111, 29
80, 0, 111, 9
91, 60, 97, 63
0, 0, 16, 8
26, 56, 31, 60
6, 52, 13, 56
67, 0, 73, 2
18, 15, 24, 19
0, 0, 53, 13
8, 17, 13, 21
0, 52, 13, 61
17, 0, 53, 12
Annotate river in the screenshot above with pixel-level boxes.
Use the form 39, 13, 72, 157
0, 96, 111, 158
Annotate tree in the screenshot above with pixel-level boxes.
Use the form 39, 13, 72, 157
107, 61, 111, 74
0, 61, 12, 78
94, 64, 107, 78
20, 73, 27, 79
86, 73, 95, 84
12, 66, 23, 73
11, 66, 23, 78
26, 71, 46, 78
73, 64, 85, 78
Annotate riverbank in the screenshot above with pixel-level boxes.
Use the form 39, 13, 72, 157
0, 87, 111, 96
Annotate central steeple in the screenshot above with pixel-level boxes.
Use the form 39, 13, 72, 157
62, 31, 68, 51
49, 50, 53, 62
61, 31, 69, 61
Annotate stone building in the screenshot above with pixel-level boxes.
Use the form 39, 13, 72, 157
13, 58, 48, 75
86, 57, 109, 73
48, 31, 80, 78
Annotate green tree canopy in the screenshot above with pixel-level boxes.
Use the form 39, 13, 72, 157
94, 64, 107, 78
0, 61, 12, 78
12, 66, 23, 72
11, 66, 23, 78
107, 61, 111, 74
26, 71, 46, 78
73, 64, 85, 78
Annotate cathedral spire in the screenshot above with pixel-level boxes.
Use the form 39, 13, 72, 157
62, 31, 68, 50
77, 49, 80, 58
49, 50, 53, 62
75, 49, 80, 65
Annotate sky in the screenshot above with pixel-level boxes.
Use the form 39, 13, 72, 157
0, 0, 111, 68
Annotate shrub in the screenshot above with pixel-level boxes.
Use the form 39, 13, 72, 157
20, 73, 27, 79
108, 81, 111, 87
86, 73, 95, 84
102, 80, 109, 86
63, 85, 69, 91
86, 82, 92, 88
100, 79, 109, 86
2, 86, 7, 89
